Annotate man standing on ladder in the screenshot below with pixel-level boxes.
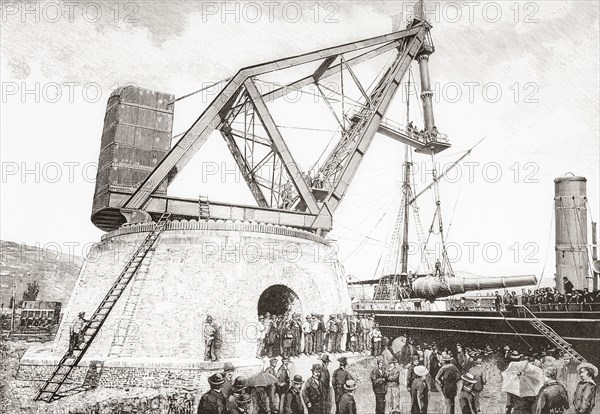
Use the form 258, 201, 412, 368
67, 311, 88, 356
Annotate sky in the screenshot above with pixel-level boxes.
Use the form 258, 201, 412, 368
1, 1, 599, 285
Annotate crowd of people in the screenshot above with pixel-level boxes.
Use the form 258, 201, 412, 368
197, 333, 598, 414
406, 121, 442, 143
493, 277, 600, 312
255, 313, 385, 360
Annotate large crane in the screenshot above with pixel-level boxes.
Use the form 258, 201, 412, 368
91, 4, 449, 237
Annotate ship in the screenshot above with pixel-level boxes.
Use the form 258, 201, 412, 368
346, 15, 600, 365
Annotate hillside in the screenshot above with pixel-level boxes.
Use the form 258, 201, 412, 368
0, 241, 83, 306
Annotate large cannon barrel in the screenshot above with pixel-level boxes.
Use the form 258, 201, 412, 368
411, 275, 538, 299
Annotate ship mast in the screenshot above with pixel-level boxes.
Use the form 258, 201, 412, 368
400, 77, 412, 274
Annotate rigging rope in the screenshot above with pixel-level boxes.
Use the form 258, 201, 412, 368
340, 194, 401, 262
574, 198, 594, 281
170, 78, 231, 105
537, 206, 555, 288
498, 311, 534, 349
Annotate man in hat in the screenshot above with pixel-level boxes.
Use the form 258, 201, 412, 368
399, 339, 416, 366
315, 314, 325, 354
68, 311, 89, 356
371, 323, 383, 357
222, 363, 235, 399
458, 373, 478, 414
494, 291, 503, 311
411, 365, 429, 414
233, 390, 253, 414
338, 380, 358, 414
302, 364, 323, 414
348, 315, 358, 353
508, 351, 522, 362
536, 365, 569, 414
563, 277, 574, 295
204, 315, 218, 362
291, 313, 302, 357
406, 354, 422, 394
327, 315, 337, 353
386, 359, 401, 413
455, 344, 466, 373
198, 373, 227, 414
332, 356, 354, 413
320, 354, 333, 414
340, 314, 348, 352
467, 357, 486, 412
360, 315, 370, 353
303, 315, 313, 355
435, 354, 460, 414
265, 358, 279, 413
257, 315, 266, 358
227, 376, 248, 412
284, 375, 304, 414
277, 357, 291, 413
370, 358, 387, 414
573, 362, 597, 414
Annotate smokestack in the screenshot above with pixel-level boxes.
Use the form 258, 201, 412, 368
554, 176, 590, 292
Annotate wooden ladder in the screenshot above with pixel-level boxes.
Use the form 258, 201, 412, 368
34, 212, 171, 402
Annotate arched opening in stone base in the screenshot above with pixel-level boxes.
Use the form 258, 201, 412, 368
257, 285, 301, 317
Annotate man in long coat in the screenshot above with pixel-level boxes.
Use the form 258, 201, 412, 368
284, 375, 305, 414
535, 365, 569, 414
320, 354, 333, 414
435, 355, 460, 414
332, 356, 353, 413
302, 364, 323, 414
277, 357, 292, 413
370, 359, 387, 414
198, 373, 228, 414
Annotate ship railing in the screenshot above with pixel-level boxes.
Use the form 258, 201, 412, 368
523, 303, 600, 313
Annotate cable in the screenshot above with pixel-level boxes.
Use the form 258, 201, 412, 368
537, 207, 555, 288
169, 78, 231, 105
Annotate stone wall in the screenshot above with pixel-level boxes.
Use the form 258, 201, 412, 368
20, 219, 352, 375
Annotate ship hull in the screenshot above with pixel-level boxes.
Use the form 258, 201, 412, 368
359, 308, 600, 365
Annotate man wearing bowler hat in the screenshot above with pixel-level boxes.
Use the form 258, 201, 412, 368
302, 364, 323, 414
332, 356, 353, 413
227, 376, 248, 412
284, 375, 304, 414
338, 380, 358, 414
233, 390, 253, 414
222, 362, 235, 398
198, 373, 227, 414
